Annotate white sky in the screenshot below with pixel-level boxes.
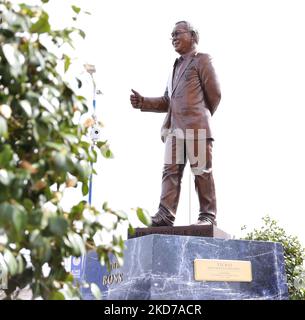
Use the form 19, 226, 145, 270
26, 0, 305, 244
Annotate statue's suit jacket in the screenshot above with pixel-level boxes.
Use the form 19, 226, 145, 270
140, 52, 221, 141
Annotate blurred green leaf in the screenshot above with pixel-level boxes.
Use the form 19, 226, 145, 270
64, 54, 71, 73
0, 144, 13, 167
2, 44, 24, 76
4, 249, 18, 276
113, 210, 128, 220
53, 152, 67, 171
49, 217, 68, 237
0, 169, 10, 186
46, 142, 68, 151
97, 142, 113, 159
12, 204, 27, 234
82, 181, 89, 196
0, 29, 15, 38
0, 202, 14, 222
16, 254, 25, 274
78, 29, 86, 39
136, 207, 151, 226
36, 121, 50, 139
71, 5, 81, 14
19, 100, 32, 117
128, 224, 135, 236
0, 116, 8, 138
50, 291, 65, 300
66, 232, 85, 256
96, 141, 107, 148
30, 12, 51, 34
70, 201, 86, 220
65, 273, 74, 283
106, 150, 112, 158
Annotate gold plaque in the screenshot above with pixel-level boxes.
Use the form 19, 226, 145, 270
194, 259, 252, 282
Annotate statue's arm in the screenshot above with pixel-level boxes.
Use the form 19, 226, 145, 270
198, 54, 221, 115
140, 88, 170, 113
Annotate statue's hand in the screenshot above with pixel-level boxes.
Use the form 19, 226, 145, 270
130, 89, 144, 109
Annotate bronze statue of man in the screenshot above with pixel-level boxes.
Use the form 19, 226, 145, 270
130, 21, 221, 227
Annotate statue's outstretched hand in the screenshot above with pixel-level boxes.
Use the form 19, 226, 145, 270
130, 89, 144, 109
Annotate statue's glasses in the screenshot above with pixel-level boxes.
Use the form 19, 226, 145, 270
170, 31, 190, 40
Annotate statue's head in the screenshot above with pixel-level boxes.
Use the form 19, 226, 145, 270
171, 21, 199, 55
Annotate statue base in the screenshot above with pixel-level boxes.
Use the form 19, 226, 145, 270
71, 234, 288, 300
128, 225, 231, 239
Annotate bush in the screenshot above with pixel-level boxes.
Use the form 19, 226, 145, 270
242, 215, 305, 300
0, 0, 150, 299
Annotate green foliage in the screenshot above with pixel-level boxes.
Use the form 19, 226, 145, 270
242, 215, 305, 300
136, 207, 151, 226
0, 0, 151, 299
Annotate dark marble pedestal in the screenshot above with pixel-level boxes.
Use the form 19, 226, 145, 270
71, 234, 288, 300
